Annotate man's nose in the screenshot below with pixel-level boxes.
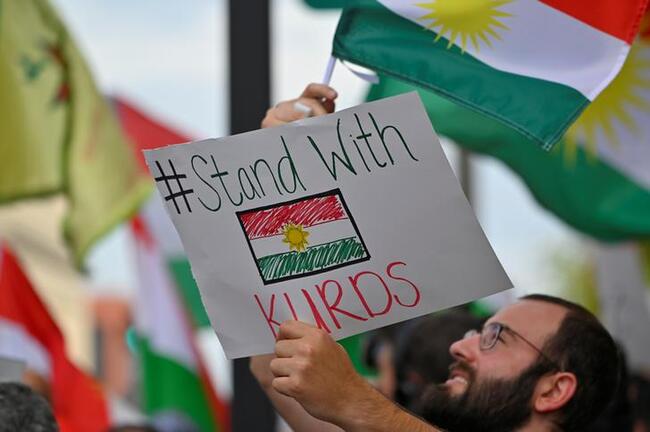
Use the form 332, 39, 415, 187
449, 332, 479, 362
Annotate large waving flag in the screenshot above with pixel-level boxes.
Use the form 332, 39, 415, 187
131, 218, 229, 432
0, 0, 152, 266
0, 246, 109, 432
334, 0, 648, 149
366, 33, 650, 241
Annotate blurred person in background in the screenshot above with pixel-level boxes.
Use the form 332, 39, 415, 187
362, 308, 484, 409
0, 382, 58, 432
630, 373, 650, 432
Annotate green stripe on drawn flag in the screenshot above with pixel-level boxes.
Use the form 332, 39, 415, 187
258, 237, 367, 282
333, 0, 647, 149
237, 189, 370, 284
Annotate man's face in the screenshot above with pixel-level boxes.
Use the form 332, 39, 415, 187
417, 300, 567, 432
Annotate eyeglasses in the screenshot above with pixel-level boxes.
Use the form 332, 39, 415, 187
464, 322, 563, 371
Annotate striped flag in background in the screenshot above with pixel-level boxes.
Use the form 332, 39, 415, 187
237, 189, 370, 284
132, 218, 229, 432
333, 0, 648, 149
0, 246, 109, 432
365, 24, 650, 241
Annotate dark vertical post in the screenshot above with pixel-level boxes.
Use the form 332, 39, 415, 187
229, 0, 271, 134
228, 0, 276, 431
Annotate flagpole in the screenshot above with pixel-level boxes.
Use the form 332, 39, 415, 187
322, 56, 336, 85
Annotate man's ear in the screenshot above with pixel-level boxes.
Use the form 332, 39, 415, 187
533, 372, 577, 413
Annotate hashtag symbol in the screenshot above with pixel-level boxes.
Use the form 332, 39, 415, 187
154, 159, 194, 214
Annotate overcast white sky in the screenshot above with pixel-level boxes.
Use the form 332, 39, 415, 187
51, 0, 578, 296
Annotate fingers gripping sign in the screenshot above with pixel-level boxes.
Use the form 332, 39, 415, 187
270, 320, 371, 425
261, 83, 338, 128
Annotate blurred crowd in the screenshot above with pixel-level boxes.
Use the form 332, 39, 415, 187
2, 302, 650, 431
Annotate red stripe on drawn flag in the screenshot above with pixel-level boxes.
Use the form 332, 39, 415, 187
540, 0, 648, 43
0, 247, 110, 432
237, 190, 370, 284
240, 194, 347, 239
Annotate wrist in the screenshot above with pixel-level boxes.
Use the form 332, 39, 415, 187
333, 380, 392, 431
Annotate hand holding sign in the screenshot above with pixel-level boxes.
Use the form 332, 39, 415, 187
262, 83, 338, 128
145, 92, 511, 358
271, 320, 370, 425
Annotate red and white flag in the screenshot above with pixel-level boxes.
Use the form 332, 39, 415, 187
0, 246, 109, 432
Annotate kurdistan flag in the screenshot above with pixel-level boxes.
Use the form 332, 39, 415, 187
132, 217, 229, 432
113, 98, 232, 432
115, 96, 213, 329
366, 34, 650, 241
0, 0, 151, 266
237, 189, 370, 284
333, 0, 648, 149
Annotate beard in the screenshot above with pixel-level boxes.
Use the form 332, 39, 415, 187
414, 360, 550, 432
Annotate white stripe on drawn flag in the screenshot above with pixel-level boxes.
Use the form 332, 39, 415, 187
237, 189, 370, 284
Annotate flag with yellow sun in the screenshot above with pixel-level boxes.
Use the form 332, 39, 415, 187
366, 31, 650, 241
334, 0, 648, 149
236, 189, 370, 284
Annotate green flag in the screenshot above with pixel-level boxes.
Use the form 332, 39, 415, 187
334, 0, 645, 149
0, 0, 151, 266
366, 39, 650, 241
303, 0, 346, 9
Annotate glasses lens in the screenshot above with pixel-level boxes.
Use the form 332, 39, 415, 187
480, 323, 500, 350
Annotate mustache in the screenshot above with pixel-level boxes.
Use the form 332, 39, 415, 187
448, 360, 476, 381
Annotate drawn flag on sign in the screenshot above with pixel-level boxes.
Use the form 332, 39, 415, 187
237, 189, 370, 284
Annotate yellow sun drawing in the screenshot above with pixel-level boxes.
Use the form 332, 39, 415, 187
415, 0, 513, 53
565, 46, 650, 157
282, 223, 310, 252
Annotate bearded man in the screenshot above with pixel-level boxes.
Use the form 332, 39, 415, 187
252, 84, 620, 431
252, 291, 619, 432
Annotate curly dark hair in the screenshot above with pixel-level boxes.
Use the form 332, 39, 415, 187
0, 382, 58, 432
522, 294, 621, 432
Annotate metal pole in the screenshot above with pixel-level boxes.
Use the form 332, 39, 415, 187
228, 0, 276, 430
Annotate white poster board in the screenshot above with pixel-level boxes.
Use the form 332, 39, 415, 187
145, 93, 511, 358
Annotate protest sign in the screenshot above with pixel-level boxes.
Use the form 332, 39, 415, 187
145, 93, 511, 358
